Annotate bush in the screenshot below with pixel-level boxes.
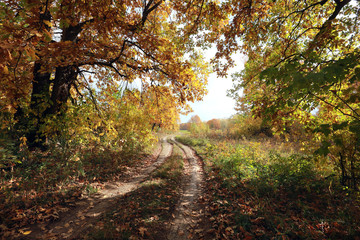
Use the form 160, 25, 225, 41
228, 114, 273, 139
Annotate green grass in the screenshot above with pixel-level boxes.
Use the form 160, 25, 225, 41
176, 135, 360, 239
153, 144, 183, 181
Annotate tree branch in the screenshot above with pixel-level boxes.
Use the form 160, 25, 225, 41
185, 0, 205, 36
309, 0, 352, 48
331, 90, 360, 118
62, 18, 95, 41
328, 0, 351, 21
91, 61, 128, 78
139, 0, 163, 29
79, 71, 101, 115
13, 51, 22, 83
308, 91, 360, 121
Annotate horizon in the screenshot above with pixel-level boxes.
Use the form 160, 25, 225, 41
180, 50, 246, 124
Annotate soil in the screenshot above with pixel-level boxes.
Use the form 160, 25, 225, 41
167, 139, 210, 240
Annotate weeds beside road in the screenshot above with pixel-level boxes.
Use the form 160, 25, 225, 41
177, 135, 360, 239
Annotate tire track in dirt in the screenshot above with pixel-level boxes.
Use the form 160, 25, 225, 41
167, 139, 207, 240
21, 137, 173, 240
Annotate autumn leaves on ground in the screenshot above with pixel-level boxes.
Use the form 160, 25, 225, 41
2, 126, 360, 239
1, 0, 360, 239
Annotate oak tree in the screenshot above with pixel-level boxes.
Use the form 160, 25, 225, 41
0, 0, 211, 148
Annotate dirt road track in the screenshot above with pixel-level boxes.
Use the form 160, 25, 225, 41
167, 139, 207, 240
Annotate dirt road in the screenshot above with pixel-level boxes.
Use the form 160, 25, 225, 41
167, 139, 207, 240
18, 136, 208, 240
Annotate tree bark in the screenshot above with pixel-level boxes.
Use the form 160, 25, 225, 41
47, 65, 78, 115
18, 9, 53, 149
26, 62, 52, 149
20, 13, 82, 149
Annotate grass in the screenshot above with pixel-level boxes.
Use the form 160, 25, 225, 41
176, 135, 360, 239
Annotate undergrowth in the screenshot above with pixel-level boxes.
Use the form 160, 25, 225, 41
176, 135, 360, 239
0, 135, 158, 237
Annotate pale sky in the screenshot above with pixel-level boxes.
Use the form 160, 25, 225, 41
180, 51, 247, 123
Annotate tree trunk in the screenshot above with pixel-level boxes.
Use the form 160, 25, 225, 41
26, 62, 52, 149
17, 9, 53, 149
19, 28, 81, 149
47, 65, 78, 115
14, 1, 88, 150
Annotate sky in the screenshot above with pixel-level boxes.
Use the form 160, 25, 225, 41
180, 51, 247, 123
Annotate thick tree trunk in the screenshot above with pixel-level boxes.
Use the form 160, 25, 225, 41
45, 17, 83, 116
26, 62, 52, 149
47, 66, 78, 115
25, 65, 78, 149
16, 6, 84, 149
17, 8, 53, 149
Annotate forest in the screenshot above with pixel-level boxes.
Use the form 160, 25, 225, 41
0, 0, 359, 239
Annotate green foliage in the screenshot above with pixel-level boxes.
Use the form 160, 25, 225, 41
0, 139, 21, 171
254, 154, 318, 196
227, 0, 360, 189
212, 144, 264, 181
313, 117, 360, 189
183, 136, 319, 196
184, 116, 209, 137
175, 136, 210, 148
0, 90, 160, 232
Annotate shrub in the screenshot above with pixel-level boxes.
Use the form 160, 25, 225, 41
228, 114, 272, 139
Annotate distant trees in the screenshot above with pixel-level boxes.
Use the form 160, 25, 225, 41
207, 119, 221, 130
180, 115, 207, 135
179, 123, 191, 131
180, 116, 226, 135
189, 115, 202, 125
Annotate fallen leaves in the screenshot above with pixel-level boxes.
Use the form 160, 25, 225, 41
0, 184, 82, 238
18, 228, 32, 235
138, 226, 147, 237
82, 146, 185, 239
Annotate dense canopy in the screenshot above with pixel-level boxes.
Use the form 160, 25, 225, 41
0, 0, 215, 147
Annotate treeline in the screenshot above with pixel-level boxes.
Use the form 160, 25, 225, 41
180, 114, 273, 139
180, 115, 224, 131
180, 112, 359, 190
